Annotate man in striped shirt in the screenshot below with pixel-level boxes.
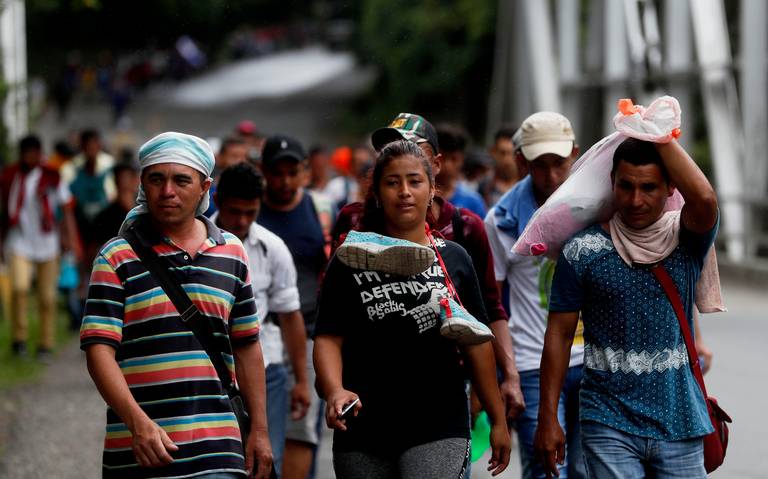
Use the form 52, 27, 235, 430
81, 132, 272, 479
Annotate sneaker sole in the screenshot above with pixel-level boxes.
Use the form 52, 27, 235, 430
337, 243, 435, 276
440, 320, 494, 345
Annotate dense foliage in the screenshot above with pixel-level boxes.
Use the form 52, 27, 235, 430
356, 0, 497, 137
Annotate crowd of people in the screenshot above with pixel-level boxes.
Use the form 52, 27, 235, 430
0, 105, 720, 479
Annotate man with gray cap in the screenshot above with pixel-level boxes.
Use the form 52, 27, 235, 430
81, 132, 272, 479
484, 112, 586, 478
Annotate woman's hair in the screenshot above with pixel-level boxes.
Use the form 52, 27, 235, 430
358, 140, 434, 233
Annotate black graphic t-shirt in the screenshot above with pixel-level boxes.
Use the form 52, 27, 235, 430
314, 237, 488, 456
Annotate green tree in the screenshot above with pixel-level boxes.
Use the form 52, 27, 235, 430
356, 0, 497, 137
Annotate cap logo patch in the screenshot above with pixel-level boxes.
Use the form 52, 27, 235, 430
390, 118, 407, 129
281, 140, 288, 149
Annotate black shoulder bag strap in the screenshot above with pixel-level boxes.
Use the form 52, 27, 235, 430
123, 227, 276, 475
122, 227, 235, 395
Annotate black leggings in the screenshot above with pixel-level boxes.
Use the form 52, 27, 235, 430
333, 437, 470, 479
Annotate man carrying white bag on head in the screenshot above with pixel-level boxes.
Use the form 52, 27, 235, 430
531, 96, 731, 477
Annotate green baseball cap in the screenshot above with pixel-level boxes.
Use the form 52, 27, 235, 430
371, 113, 440, 155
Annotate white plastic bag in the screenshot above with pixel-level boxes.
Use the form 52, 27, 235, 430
513, 96, 683, 258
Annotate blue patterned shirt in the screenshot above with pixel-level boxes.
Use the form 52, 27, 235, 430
550, 220, 717, 440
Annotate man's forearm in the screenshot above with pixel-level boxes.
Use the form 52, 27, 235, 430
656, 141, 717, 231
86, 344, 149, 432
489, 320, 519, 382
278, 311, 308, 384
234, 341, 268, 431
538, 312, 579, 421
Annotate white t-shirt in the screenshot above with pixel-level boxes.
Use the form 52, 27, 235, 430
484, 210, 584, 372
6, 167, 72, 261
322, 175, 358, 208
213, 215, 301, 367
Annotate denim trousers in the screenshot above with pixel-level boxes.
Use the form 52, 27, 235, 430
580, 421, 706, 479
266, 363, 289, 476
515, 365, 586, 479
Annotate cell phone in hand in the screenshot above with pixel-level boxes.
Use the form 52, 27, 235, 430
339, 398, 359, 419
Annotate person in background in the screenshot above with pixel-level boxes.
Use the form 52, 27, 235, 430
479, 125, 520, 208
463, 148, 493, 193
214, 137, 249, 177
63, 129, 115, 196
205, 137, 249, 217
46, 140, 78, 172
0, 135, 79, 358
214, 163, 311, 477
92, 161, 140, 248
484, 112, 585, 479
307, 144, 331, 192
237, 119, 266, 164
69, 130, 117, 311
258, 134, 333, 479
324, 144, 375, 211
436, 123, 487, 218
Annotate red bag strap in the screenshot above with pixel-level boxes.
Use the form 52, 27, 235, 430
650, 263, 708, 397
426, 223, 462, 306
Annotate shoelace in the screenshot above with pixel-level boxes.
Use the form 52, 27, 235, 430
425, 223, 464, 308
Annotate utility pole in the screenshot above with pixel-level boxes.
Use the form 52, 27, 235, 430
0, 0, 29, 154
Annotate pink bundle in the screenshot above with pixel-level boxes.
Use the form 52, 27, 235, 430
513, 96, 684, 258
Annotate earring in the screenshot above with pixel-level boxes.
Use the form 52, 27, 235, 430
428, 196, 433, 208
375, 198, 381, 209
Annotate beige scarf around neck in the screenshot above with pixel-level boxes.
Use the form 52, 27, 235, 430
609, 210, 726, 313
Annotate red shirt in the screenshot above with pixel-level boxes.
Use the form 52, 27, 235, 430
331, 197, 508, 324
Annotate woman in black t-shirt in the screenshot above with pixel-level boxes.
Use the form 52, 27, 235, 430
314, 140, 510, 478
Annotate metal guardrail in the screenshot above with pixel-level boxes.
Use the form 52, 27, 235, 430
716, 196, 768, 260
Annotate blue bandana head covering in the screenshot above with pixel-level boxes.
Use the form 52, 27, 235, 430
119, 132, 215, 234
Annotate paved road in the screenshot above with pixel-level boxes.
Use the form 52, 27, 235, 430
0, 343, 103, 478
473, 276, 768, 479
0, 275, 762, 478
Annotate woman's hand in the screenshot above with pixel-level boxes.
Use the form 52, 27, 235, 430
324, 389, 362, 431
487, 421, 511, 476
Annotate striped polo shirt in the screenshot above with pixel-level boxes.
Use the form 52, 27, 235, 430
80, 215, 260, 479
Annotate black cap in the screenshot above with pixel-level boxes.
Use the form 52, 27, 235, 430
261, 135, 306, 169
371, 113, 440, 155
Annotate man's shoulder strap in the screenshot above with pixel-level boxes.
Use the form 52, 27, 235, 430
121, 227, 236, 394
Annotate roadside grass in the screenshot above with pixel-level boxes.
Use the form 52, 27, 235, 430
0, 297, 75, 390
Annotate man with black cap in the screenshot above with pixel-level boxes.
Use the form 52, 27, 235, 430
332, 113, 525, 428
258, 134, 333, 479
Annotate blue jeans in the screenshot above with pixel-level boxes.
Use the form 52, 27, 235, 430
266, 363, 288, 477
581, 421, 706, 478
515, 366, 586, 479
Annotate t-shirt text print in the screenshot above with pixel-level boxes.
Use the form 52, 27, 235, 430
314, 238, 489, 455
354, 264, 449, 332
